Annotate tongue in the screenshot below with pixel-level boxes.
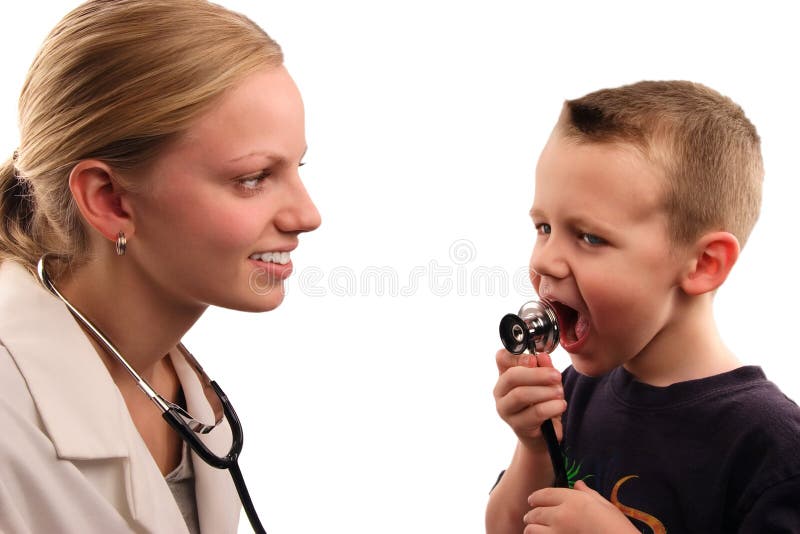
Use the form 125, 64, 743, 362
574, 314, 589, 340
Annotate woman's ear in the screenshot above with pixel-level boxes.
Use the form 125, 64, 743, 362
68, 160, 134, 243
680, 231, 740, 296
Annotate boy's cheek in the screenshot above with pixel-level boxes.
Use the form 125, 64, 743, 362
529, 270, 542, 292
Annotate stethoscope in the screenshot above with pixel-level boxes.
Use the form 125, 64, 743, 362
36, 255, 267, 534
499, 300, 569, 488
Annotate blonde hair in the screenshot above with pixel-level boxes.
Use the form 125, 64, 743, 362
0, 0, 283, 274
557, 80, 763, 247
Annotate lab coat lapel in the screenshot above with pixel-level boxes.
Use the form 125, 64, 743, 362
0, 261, 188, 533
0, 260, 128, 460
171, 348, 241, 534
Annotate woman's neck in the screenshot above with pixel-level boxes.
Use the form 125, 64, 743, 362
54, 252, 203, 475
55, 254, 206, 383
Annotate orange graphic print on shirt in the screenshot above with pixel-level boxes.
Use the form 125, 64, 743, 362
610, 475, 667, 534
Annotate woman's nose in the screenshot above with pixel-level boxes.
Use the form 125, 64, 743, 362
276, 176, 321, 234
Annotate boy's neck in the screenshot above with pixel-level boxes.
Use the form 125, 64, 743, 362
623, 294, 741, 387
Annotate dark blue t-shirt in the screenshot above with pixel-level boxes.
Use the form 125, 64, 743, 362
561, 365, 800, 533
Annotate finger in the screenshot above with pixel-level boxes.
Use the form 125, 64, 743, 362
524, 525, 549, 534
534, 352, 555, 369
496, 348, 534, 374
529, 487, 570, 508
573, 480, 603, 501
496, 384, 565, 418
494, 365, 563, 399
501, 401, 565, 439
523, 506, 552, 526
573, 480, 590, 491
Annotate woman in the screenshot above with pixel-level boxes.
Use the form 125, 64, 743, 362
0, 1, 320, 532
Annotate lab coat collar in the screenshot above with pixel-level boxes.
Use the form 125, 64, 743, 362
0, 260, 129, 460
0, 260, 240, 532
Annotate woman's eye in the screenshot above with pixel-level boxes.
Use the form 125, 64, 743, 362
581, 233, 606, 245
238, 170, 269, 191
535, 223, 552, 235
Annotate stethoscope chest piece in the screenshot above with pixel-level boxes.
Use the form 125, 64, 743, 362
498, 298, 567, 488
499, 299, 560, 355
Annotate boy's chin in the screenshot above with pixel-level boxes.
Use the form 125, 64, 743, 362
569, 356, 616, 377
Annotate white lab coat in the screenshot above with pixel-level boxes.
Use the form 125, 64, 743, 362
0, 260, 241, 533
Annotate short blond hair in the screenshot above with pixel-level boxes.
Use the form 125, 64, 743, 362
557, 80, 763, 247
1, 0, 283, 273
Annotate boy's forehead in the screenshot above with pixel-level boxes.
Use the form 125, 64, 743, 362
533, 134, 667, 221
537, 133, 665, 187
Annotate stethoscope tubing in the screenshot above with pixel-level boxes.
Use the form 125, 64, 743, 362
36, 256, 267, 533
163, 381, 265, 533
541, 419, 569, 488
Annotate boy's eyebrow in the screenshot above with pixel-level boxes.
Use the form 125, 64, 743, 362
529, 207, 617, 234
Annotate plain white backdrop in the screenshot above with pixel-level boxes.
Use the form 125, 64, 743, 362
3, 2, 799, 533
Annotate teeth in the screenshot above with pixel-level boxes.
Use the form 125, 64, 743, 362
249, 251, 291, 264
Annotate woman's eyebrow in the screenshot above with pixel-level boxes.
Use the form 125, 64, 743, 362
228, 146, 308, 164
227, 150, 277, 163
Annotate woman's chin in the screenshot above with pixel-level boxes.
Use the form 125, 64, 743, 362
216, 285, 286, 313
245, 292, 286, 313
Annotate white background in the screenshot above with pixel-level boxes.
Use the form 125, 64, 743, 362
3, 2, 799, 533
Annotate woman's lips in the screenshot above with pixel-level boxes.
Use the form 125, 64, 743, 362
248, 258, 294, 280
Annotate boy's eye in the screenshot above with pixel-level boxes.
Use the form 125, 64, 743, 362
536, 223, 552, 235
580, 233, 606, 246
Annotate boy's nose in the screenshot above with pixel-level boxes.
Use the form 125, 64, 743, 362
529, 241, 570, 280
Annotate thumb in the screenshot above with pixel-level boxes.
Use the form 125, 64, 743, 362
496, 349, 534, 374
573, 480, 603, 500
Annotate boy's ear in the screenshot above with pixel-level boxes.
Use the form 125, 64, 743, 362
679, 231, 740, 296
68, 160, 135, 244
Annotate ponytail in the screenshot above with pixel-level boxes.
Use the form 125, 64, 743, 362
0, 155, 41, 269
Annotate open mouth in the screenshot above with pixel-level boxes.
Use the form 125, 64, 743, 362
249, 251, 291, 265
550, 300, 590, 349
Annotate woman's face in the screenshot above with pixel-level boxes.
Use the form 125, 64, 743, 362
126, 66, 320, 313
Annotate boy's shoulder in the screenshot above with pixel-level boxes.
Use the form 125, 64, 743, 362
562, 364, 800, 456
561, 365, 800, 529
563, 364, 800, 421
563, 364, 800, 474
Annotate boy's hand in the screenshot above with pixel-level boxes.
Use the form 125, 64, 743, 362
493, 349, 565, 452
523, 481, 638, 534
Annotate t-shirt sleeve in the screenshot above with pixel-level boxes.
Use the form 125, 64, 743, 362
737, 475, 800, 533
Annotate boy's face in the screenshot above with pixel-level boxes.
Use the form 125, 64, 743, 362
529, 133, 689, 376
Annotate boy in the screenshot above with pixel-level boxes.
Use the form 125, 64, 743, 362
486, 81, 800, 533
